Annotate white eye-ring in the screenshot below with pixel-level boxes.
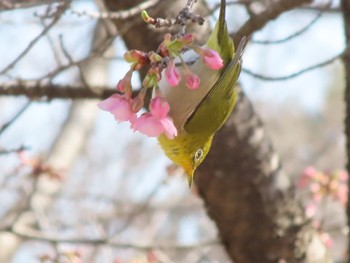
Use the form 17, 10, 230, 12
194, 149, 204, 162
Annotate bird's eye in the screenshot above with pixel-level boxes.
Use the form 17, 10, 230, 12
194, 149, 204, 162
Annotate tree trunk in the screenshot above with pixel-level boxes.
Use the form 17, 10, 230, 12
196, 88, 330, 263
341, 1, 350, 262
105, 0, 331, 262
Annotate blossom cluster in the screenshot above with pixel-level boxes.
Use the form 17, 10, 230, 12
297, 166, 348, 207
98, 31, 223, 139
297, 166, 349, 248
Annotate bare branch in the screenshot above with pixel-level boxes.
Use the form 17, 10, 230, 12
70, 0, 161, 20
0, 1, 71, 75
0, 0, 64, 11
0, 146, 28, 155
142, 0, 205, 30
252, 10, 322, 45
0, 82, 117, 100
243, 52, 342, 81
233, 0, 313, 45
0, 102, 31, 135
1, 228, 218, 250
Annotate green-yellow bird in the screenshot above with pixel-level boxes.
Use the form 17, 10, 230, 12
158, 0, 246, 186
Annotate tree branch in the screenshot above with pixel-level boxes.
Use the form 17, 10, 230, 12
233, 0, 313, 45
0, 1, 71, 74
243, 52, 342, 81
0, 0, 64, 11
0, 83, 116, 100
70, 0, 161, 20
0, 227, 218, 250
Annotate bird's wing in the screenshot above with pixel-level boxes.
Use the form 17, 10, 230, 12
159, 56, 221, 130
184, 37, 247, 134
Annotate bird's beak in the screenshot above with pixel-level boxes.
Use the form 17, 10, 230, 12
185, 167, 194, 188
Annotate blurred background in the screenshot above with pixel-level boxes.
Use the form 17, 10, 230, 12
0, 0, 347, 262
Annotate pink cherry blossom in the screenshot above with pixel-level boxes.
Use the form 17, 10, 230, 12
297, 166, 317, 189
116, 69, 133, 98
131, 97, 177, 139
165, 60, 181, 86
305, 203, 316, 218
185, 73, 200, 90
149, 95, 170, 119
98, 94, 136, 122
338, 170, 349, 181
336, 184, 348, 206
131, 113, 165, 137
160, 117, 178, 139
202, 48, 224, 70
319, 232, 333, 248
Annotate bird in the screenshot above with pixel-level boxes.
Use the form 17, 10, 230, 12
157, 0, 246, 186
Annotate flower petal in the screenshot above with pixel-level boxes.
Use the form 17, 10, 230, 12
165, 60, 181, 86
116, 69, 133, 98
160, 117, 177, 139
185, 73, 200, 90
149, 96, 170, 119
98, 94, 136, 122
202, 49, 223, 70
131, 113, 165, 137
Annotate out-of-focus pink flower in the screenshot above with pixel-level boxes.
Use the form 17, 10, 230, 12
310, 182, 320, 193
303, 166, 317, 178
131, 97, 177, 139
305, 203, 316, 218
338, 170, 349, 181
147, 251, 157, 263
297, 166, 318, 189
165, 60, 181, 86
201, 48, 224, 70
319, 232, 333, 248
98, 94, 136, 122
336, 184, 348, 206
185, 72, 200, 90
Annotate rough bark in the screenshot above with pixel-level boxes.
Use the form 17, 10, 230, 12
341, 1, 350, 262
196, 89, 330, 263
105, 0, 331, 262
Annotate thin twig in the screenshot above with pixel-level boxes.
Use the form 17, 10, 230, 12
0, 0, 64, 11
0, 146, 29, 155
0, 51, 342, 100
1, 227, 218, 250
0, 101, 31, 135
70, 0, 161, 20
144, 0, 205, 29
233, 0, 314, 45
109, 178, 169, 237
252, 10, 323, 45
0, 1, 71, 74
242, 52, 342, 81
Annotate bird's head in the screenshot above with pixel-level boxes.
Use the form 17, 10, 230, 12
158, 134, 213, 186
